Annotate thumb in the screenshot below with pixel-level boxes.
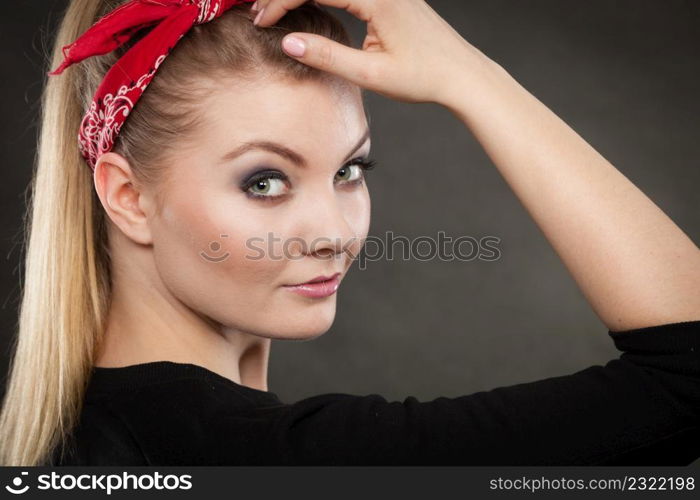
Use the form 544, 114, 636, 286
281, 33, 380, 85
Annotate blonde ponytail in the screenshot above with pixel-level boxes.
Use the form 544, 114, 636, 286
0, 0, 112, 465
0, 0, 353, 466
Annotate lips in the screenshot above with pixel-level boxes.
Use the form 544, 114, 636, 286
283, 272, 342, 298
287, 272, 341, 286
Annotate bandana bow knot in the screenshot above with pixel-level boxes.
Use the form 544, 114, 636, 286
48, 0, 255, 171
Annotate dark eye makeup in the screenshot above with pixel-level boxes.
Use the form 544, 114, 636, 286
239, 156, 378, 202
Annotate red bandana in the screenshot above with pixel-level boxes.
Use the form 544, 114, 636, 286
48, 0, 255, 172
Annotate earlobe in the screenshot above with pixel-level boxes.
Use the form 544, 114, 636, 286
93, 152, 154, 246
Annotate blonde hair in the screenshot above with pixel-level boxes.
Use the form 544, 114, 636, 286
0, 0, 353, 466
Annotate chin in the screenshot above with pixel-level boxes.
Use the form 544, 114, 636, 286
275, 304, 338, 341
290, 318, 336, 341
280, 328, 331, 342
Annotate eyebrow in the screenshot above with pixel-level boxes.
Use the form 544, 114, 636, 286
220, 128, 371, 168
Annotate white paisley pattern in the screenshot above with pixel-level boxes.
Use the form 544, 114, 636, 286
195, 0, 222, 24
79, 53, 169, 170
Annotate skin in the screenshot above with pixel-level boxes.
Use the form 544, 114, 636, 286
96, 0, 700, 392
93, 76, 371, 391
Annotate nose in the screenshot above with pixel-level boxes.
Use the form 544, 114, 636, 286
297, 191, 359, 262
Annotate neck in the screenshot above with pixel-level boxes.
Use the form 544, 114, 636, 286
95, 244, 271, 392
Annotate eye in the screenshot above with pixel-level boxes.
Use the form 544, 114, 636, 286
242, 170, 290, 201
335, 157, 378, 185
250, 177, 287, 196
335, 164, 362, 183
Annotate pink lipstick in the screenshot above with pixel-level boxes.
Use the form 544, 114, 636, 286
283, 272, 341, 298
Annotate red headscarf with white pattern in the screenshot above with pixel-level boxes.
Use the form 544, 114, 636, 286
49, 0, 256, 172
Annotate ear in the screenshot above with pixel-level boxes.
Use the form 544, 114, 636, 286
93, 152, 155, 246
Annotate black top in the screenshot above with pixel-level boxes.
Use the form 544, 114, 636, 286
52, 320, 700, 465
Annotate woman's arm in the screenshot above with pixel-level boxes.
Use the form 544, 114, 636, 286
255, 0, 700, 331
437, 54, 700, 331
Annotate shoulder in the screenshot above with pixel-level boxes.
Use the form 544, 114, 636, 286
80, 375, 286, 465
71, 363, 413, 465
55, 400, 148, 465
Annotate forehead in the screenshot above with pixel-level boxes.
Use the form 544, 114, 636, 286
196, 76, 368, 153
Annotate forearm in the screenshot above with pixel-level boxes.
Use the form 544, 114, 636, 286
439, 52, 700, 331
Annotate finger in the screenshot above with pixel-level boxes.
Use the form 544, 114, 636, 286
255, 0, 377, 27
280, 32, 385, 86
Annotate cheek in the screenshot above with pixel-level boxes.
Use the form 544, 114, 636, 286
151, 189, 287, 322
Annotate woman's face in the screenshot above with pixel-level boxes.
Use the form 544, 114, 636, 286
148, 77, 371, 340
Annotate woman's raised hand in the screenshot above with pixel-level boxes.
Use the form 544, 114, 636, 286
252, 0, 488, 105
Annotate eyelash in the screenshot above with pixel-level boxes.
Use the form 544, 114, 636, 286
242, 157, 378, 202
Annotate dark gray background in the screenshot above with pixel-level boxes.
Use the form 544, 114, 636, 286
1, 0, 698, 462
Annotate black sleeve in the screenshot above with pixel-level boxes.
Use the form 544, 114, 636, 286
259, 320, 700, 465
52, 402, 149, 466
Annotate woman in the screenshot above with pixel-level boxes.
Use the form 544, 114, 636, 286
0, 0, 698, 466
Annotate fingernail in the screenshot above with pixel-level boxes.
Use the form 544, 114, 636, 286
251, 1, 259, 12
282, 36, 306, 57
253, 7, 265, 25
